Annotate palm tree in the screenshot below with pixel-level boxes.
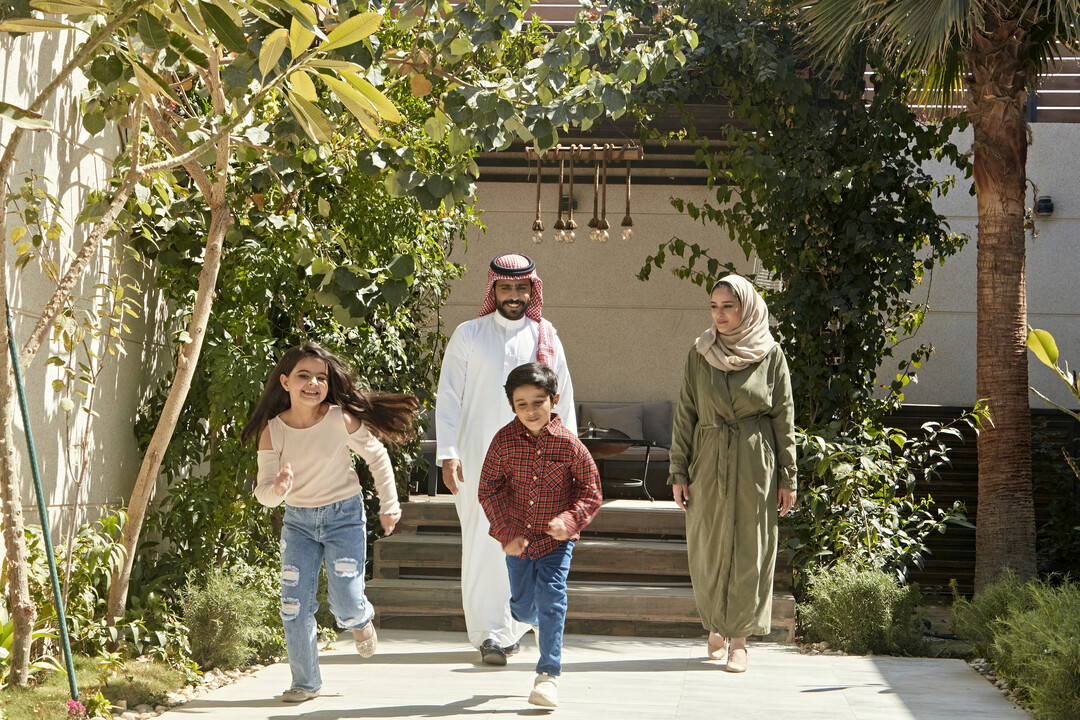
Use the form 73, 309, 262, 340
791, 0, 1080, 591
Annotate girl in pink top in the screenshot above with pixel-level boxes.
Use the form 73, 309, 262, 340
241, 343, 417, 703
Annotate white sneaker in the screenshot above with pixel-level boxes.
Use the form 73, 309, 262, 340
281, 687, 318, 702
528, 673, 558, 708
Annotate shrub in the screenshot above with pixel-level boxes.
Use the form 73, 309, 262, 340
226, 562, 287, 661
989, 579, 1080, 720
785, 414, 975, 593
948, 570, 1039, 662
800, 561, 925, 655
180, 567, 264, 670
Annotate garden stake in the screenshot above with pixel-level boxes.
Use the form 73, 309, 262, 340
5, 300, 78, 701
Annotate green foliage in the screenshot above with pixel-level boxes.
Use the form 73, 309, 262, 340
949, 569, 1039, 662
800, 560, 925, 655
12, 512, 191, 668
993, 578, 1080, 720
180, 567, 265, 670
132, 91, 469, 585
951, 572, 1080, 720
637, 1, 970, 427
785, 414, 975, 588
0, 606, 61, 689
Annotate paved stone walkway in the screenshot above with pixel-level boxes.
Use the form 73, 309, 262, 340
163, 630, 1027, 719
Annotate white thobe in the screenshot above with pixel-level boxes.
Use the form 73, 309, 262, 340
435, 312, 576, 648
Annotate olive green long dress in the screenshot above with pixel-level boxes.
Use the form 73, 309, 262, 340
668, 344, 797, 638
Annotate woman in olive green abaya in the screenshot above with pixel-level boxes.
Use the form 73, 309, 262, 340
669, 275, 797, 673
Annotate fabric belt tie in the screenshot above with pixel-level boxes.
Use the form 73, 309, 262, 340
696, 414, 767, 497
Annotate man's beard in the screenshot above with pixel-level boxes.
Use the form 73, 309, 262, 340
496, 299, 527, 320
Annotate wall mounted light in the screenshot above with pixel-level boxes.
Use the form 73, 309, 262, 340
523, 143, 643, 245
1036, 195, 1054, 216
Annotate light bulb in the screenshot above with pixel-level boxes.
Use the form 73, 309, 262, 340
590, 228, 600, 241
567, 230, 575, 243
622, 227, 633, 240
601, 229, 609, 243
532, 230, 543, 243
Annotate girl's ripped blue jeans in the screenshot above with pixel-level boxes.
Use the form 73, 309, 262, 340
280, 493, 374, 693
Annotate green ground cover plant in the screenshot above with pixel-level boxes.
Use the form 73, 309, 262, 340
951, 572, 1080, 720
0, 655, 184, 720
800, 561, 925, 655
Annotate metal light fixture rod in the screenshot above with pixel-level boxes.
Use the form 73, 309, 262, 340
525, 143, 643, 163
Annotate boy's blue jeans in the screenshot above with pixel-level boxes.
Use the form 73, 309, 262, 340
280, 493, 374, 693
505, 539, 574, 676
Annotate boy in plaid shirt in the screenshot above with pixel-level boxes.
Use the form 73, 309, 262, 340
478, 362, 602, 708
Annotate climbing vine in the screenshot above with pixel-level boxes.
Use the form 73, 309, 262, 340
637, 0, 971, 428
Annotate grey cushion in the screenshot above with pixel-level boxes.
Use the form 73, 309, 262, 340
577, 401, 674, 447
582, 404, 644, 440
641, 400, 673, 447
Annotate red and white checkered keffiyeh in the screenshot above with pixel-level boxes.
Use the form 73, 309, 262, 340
478, 253, 555, 368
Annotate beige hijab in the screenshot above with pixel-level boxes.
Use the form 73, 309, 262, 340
695, 274, 778, 372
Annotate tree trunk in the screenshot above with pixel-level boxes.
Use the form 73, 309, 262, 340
106, 197, 231, 620
0, 128, 36, 692
968, 17, 1037, 592
0, 314, 35, 687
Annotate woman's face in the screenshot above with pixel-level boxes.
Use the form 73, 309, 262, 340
710, 285, 742, 334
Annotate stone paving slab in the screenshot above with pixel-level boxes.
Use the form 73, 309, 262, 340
163, 630, 1027, 719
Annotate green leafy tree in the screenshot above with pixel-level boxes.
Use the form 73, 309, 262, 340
3, 0, 696, 681
789, 0, 1080, 594
638, 1, 969, 428
132, 103, 471, 584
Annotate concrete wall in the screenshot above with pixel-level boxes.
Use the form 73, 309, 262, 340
904, 124, 1080, 410
442, 125, 1080, 413
441, 182, 751, 407
1, 29, 167, 541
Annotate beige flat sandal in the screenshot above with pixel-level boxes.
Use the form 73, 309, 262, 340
707, 632, 728, 662
725, 646, 748, 673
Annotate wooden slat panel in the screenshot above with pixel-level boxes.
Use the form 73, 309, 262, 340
883, 406, 1079, 597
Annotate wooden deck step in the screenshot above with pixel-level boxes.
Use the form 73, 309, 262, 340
374, 534, 690, 580
368, 578, 795, 642
397, 496, 688, 539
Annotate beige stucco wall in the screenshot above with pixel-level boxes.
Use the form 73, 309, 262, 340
441, 182, 750, 408
902, 124, 1080, 409
2, 29, 165, 541
443, 124, 1080, 414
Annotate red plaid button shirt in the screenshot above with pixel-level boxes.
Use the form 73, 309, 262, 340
478, 414, 602, 559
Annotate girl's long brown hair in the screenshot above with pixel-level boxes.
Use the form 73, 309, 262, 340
240, 342, 419, 447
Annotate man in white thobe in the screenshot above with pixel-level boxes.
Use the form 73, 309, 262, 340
436, 253, 576, 665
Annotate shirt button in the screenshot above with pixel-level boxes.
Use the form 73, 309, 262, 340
537, 450, 541, 455
533, 476, 538, 480
526, 524, 532, 529
529, 500, 534, 505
